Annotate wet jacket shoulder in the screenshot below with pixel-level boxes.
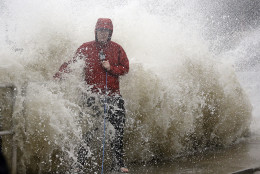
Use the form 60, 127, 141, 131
53, 41, 95, 79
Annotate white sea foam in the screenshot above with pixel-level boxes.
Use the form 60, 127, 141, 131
0, 0, 257, 173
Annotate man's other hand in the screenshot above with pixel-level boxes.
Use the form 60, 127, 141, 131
102, 60, 111, 71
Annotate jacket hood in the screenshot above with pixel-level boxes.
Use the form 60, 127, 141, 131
95, 18, 113, 31
95, 18, 113, 43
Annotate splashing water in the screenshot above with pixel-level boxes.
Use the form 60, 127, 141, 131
0, 0, 257, 173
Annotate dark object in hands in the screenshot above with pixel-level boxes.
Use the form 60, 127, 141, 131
99, 49, 106, 61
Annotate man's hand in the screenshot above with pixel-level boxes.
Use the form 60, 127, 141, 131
102, 60, 111, 71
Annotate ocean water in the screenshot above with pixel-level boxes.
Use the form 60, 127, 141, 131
0, 0, 259, 173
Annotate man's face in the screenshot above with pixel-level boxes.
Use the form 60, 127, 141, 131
97, 29, 110, 43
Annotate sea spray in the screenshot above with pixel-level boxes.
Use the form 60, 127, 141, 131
121, 56, 252, 163
0, 0, 253, 173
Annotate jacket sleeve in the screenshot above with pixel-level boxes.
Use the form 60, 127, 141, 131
53, 62, 70, 79
53, 45, 85, 79
109, 46, 129, 76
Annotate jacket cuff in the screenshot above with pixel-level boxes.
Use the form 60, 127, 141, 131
109, 65, 114, 73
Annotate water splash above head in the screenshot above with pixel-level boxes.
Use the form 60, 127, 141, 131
0, 0, 255, 173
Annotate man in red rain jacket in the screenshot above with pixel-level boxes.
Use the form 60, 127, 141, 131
54, 18, 129, 173
54, 19, 129, 95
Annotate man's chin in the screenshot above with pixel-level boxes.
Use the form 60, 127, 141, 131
98, 40, 108, 45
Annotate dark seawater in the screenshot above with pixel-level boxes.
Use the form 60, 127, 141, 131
0, 0, 259, 173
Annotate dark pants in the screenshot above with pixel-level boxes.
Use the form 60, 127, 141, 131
77, 94, 126, 169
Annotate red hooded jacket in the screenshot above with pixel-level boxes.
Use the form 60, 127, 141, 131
54, 18, 129, 95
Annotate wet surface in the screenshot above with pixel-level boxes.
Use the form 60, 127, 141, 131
128, 134, 260, 174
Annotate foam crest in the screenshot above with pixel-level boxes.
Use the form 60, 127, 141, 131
0, 0, 253, 173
